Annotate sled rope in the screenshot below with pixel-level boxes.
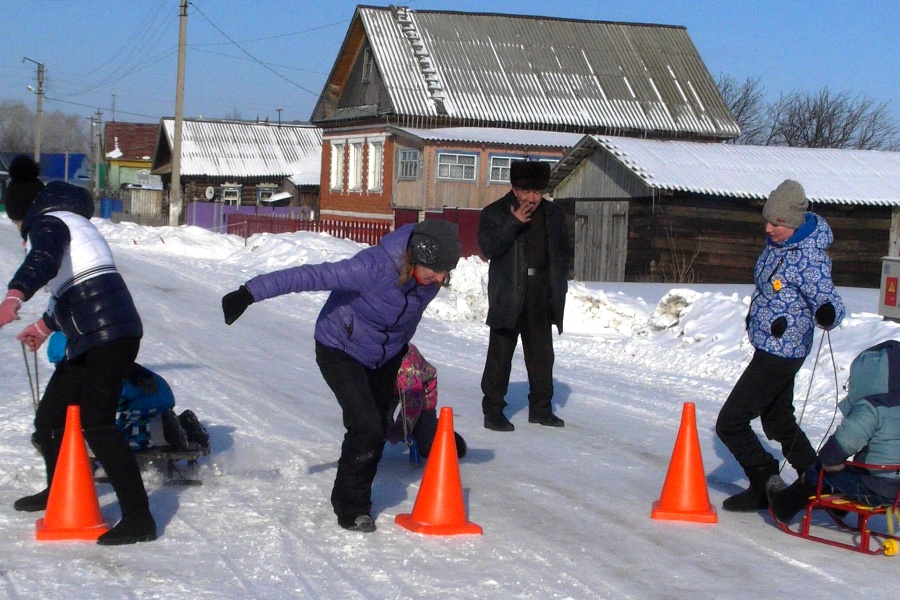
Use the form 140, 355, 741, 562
21, 342, 40, 411
780, 329, 838, 474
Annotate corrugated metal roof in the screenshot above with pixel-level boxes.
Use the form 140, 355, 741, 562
159, 119, 322, 184
553, 135, 900, 206
390, 126, 584, 148
355, 7, 739, 139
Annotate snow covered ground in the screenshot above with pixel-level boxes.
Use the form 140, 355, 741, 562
0, 214, 897, 599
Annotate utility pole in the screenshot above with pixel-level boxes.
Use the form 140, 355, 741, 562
93, 111, 103, 198
23, 57, 44, 162
277, 107, 282, 127
169, 0, 188, 226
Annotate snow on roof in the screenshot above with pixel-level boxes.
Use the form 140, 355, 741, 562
559, 135, 900, 206
159, 119, 322, 184
390, 126, 584, 148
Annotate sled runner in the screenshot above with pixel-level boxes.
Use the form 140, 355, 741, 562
772, 461, 900, 556
93, 445, 211, 486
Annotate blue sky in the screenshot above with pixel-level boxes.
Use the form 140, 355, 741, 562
1, 0, 897, 127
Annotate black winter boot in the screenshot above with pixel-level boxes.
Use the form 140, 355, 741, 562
14, 429, 62, 512
766, 473, 817, 524
722, 461, 779, 512
85, 426, 157, 545
484, 412, 514, 432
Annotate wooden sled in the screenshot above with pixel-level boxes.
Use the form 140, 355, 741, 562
93, 445, 211, 486
773, 461, 900, 556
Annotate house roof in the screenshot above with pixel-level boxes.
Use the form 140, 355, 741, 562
388, 126, 584, 149
313, 6, 739, 139
154, 119, 322, 185
551, 135, 900, 206
104, 122, 158, 161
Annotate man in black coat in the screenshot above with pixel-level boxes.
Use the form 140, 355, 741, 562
477, 160, 569, 431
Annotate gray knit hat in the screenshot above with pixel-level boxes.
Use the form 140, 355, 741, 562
762, 179, 808, 229
409, 219, 462, 272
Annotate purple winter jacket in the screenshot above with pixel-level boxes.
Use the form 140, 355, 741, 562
244, 224, 439, 369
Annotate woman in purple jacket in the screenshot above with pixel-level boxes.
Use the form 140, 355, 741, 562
222, 219, 461, 532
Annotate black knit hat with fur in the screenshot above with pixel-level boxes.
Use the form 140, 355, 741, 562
5, 155, 44, 220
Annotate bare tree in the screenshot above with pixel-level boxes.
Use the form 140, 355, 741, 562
0, 100, 90, 155
716, 74, 768, 145
0, 100, 35, 153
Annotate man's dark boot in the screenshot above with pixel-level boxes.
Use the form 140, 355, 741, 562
14, 429, 62, 512
484, 412, 514, 432
722, 461, 779, 512
85, 426, 157, 545
766, 473, 817, 524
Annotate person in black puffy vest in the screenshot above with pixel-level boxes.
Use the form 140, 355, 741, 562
0, 155, 155, 546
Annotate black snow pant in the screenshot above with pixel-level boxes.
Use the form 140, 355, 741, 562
316, 342, 405, 522
716, 348, 817, 474
34, 337, 150, 517
481, 276, 555, 418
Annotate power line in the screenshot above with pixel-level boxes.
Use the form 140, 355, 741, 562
189, 2, 321, 98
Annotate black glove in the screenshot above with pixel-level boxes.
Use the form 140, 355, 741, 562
815, 303, 836, 328
222, 285, 254, 325
770, 316, 787, 338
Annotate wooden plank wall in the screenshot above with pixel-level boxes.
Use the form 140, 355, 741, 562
626, 196, 888, 287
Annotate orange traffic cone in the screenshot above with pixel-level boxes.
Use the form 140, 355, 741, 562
36, 405, 110, 541
396, 407, 482, 535
651, 402, 717, 523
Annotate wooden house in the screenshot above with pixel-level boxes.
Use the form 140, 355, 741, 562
550, 135, 900, 287
310, 6, 739, 225
104, 122, 161, 191
152, 118, 322, 219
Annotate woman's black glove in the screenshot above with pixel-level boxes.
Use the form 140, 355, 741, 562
770, 316, 787, 338
222, 285, 254, 325
815, 303, 836, 328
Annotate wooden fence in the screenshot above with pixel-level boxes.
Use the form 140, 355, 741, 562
225, 214, 392, 247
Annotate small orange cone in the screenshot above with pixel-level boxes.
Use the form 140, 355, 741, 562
36, 405, 110, 541
651, 402, 717, 523
396, 407, 482, 535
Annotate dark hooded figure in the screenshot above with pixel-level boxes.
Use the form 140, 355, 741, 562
0, 155, 155, 545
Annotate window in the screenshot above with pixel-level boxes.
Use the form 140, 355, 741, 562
221, 185, 242, 206
256, 184, 277, 205
330, 142, 344, 190
362, 49, 374, 83
489, 156, 514, 183
398, 149, 419, 180
437, 152, 477, 182
367, 141, 383, 191
348, 142, 364, 190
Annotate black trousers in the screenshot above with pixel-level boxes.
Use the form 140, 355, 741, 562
481, 277, 555, 418
316, 342, 405, 521
35, 337, 150, 515
716, 348, 817, 473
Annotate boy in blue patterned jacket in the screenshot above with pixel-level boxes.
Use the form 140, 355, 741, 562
716, 179, 845, 512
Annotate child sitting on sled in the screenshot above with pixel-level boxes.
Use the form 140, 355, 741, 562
767, 340, 900, 523
387, 343, 466, 459
45, 332, 209, 452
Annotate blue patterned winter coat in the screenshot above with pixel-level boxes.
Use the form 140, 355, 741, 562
244, 224, 440, 369
746, 213, 844, 359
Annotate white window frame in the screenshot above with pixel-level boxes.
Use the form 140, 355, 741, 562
437, 151, 478, 182
398, 148, 419, 180
348, 141, 364, 191
330, 142, 345, 191
367, 139, 383, 191
489, 155, 516, 184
